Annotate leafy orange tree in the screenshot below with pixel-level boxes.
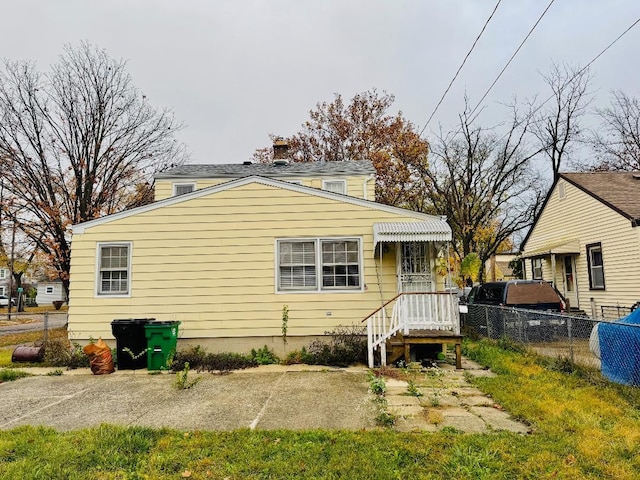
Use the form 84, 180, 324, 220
0, 43, 187, 297
252, 90, 429, 207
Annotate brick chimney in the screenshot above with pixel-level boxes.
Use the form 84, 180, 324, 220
273, 137, 289, 160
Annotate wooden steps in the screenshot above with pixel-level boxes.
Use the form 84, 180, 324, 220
385, 330, 463, 369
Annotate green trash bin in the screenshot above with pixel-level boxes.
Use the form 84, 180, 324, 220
144, 321, 180, 370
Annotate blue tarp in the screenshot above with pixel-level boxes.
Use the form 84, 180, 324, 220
599, 308, 640, 386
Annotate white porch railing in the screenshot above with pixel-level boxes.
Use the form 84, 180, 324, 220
364, 292, 460, 368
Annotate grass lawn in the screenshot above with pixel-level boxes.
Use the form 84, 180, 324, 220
0, 339, 639, 478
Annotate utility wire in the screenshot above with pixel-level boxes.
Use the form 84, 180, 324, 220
419, 0, 502, 136
468, 0, 557, 123
495, 15, 640, 143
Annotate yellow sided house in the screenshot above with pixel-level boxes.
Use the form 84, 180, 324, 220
68, 159, 457, 367
521, 171, 640, 318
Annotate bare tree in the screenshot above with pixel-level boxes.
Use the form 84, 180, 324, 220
532, 62, 591, 177
590, 90, 640, 170
0, 43, 187, 296
423, 105, 544, 280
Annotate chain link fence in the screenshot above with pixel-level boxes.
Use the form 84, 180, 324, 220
0, 311, 68, 341
462, 305, 640, 379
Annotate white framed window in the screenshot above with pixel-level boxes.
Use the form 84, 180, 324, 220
531, 258, 543, 280
322, 179, 347, 195
45, 286, 55, 295
277, 237, 362, 292
97, 243, 131, 296
587, 243, 605, 290
0, 269, 6, 280
173, 183, 196, 196
0, 286, 5, 296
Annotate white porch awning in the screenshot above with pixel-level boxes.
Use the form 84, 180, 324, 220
522, 239, 581, 258
373, 221, 452, 246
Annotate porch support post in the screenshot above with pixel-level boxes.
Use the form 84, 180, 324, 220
550, 253, 557, 289
367, 318, 374, 368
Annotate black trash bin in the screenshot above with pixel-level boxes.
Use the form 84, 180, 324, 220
111, 318, 155, 370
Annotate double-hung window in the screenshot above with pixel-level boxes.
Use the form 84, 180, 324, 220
45, 286, 55, 295
97, 243, 131, 296
0, 269, 6, 280
277, 238, 361, 292
587, 243, 605, 290
531, 258, 543, 280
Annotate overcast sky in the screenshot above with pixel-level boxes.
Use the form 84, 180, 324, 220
2, 1, 639, 166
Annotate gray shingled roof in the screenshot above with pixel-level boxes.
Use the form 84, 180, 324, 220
155, 160, 376, 179
561, 171, 640, 222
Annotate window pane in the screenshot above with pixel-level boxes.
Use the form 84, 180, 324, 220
99, 245, 129, 294
279, 241, 317, 290
320, 240, 360, 289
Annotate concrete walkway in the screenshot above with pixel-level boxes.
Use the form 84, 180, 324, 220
0, 361, 530, 433
386, 359, 530, 434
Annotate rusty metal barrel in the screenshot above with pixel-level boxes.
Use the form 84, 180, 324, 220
11, 345, 44, 363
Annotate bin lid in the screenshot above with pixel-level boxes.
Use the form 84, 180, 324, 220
144, 321, 181, 328
111, 318, 156, 325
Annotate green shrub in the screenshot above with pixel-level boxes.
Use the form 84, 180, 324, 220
251, 345, 280, 365
282, 347, 314, 365
306, 325, 367, 367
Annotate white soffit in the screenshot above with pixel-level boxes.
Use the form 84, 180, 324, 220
373, 221, 452, 245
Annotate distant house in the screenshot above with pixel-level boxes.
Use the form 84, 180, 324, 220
36, 279, 66, 306
521, 172, 640, 316
485, 253, 518, 282
67, 150, 458, 363
0, 267, 9, 296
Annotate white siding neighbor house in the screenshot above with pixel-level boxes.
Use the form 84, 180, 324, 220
36, 279, 66, 306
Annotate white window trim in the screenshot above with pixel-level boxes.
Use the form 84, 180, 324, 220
45, 286, 55, 295
322, 179, 347, 195
587, 243, 605, 290
172, 182, 196, 196
532, 258, 543, 280
95, 242, 132, 298
0, 286, 5, 296
275, 237, 364, 294
0, 269, 6, 280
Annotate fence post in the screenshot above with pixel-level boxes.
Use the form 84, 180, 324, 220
567, 316, 574, 363
485, 306, 491, 339
44, 312, 49, 343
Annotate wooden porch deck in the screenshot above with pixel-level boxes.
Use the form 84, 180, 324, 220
387, 329, 462, 369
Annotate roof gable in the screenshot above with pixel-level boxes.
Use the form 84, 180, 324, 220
521, 171, 640, 252
560, 171, 640, 222
72, 175, 446, 234
155, 160, 376, 179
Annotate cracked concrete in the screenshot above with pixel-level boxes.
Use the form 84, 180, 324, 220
388, 358, 531, 434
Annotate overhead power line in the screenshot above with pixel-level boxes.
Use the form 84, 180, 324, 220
468, 0, 557, 123
495, 15, 640, 143
419, 0, 503, 136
